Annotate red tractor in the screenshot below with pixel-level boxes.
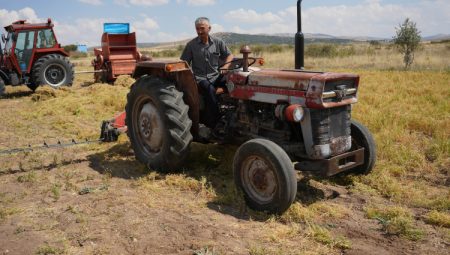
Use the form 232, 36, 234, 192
0, 18, 74, 96
102, 0, 376, 214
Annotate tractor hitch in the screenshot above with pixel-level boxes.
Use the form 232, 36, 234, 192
99, 111, 127, 142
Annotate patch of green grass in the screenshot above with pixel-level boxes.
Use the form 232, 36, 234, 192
280, 202, 350, 224
0, 207, 21, 220
50, 184, 61, 201
424, 210, 450, 228
365, 205, 425, 241
164, 174, 216, 198
17, 171, 37, 183
35, 244, 64, 255
307, 224, 351, 250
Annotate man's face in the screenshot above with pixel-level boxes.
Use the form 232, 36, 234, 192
196, 22, 210, 40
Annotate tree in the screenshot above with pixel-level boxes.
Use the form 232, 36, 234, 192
393, 18, 421, 69
63, 44, 77, 52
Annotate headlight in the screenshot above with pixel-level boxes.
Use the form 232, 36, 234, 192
285, 104, 304, 122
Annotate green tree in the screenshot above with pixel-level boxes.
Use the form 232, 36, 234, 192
63, 44, 77, 52
393, 18, 421, 69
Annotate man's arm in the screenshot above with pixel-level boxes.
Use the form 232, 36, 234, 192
219, 41, 234, 70
180, 43, 192, 64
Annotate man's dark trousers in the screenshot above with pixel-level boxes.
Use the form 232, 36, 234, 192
197, 76, 224, 128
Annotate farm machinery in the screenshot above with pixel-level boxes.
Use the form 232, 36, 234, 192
0, 18, 74, 96
91, 23, 148, 83
102, 0, 376, 214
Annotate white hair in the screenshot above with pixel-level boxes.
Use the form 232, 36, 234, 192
195, 17, 210, 26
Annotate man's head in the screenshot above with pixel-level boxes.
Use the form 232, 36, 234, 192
195, 17, 211, 42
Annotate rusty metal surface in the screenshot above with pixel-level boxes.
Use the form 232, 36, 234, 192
174, 70, 199, 138
248, 69, 315, 90
230, 84, 307, 105
133, 60, 190, 78
92, 32, 141, 82
294, 147, 365, 177
230, 69, 359, 109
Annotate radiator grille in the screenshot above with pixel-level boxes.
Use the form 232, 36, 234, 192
310, 105, 351, 145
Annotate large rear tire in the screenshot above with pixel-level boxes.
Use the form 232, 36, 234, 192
350, 120, 376, 174
31, 54, 74, 89
233, 139, 297, 214
126, 76, 193, 172
0, 77, 5, 97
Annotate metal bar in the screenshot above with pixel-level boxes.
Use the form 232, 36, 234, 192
322, 88, 357, 99
0, 139, 103, 155
74, 70, 106, 74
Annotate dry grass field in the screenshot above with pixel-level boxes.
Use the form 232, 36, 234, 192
0, 42, 449, 255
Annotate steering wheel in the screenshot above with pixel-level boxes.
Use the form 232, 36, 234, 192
219, 57, 258, 71
14, 48, 24, 57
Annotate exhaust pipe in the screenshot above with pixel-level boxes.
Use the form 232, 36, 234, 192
295, 0, 304, 69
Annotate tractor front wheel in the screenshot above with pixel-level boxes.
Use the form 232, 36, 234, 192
234, 139, 297, 214
32, 54, 74, 89
350, 120, 376, 175
126, 76, 193, 172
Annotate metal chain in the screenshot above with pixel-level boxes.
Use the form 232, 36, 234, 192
0, 138, 104, 155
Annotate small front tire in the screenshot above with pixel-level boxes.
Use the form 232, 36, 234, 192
233, 139, 297, 214
350, 120, 376, 174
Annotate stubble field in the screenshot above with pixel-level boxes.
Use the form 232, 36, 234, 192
0, 42, 449, 254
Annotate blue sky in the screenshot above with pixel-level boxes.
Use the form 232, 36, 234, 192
0, 0, 448, 46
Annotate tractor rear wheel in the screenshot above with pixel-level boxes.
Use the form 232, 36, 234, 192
32, 54, 74, 89
350, 120, 376, 175
0, 77, 5, 97
233, 139, 297, 214
126, 76, 193, 172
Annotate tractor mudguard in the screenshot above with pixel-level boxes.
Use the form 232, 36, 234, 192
133, 60, 200, 138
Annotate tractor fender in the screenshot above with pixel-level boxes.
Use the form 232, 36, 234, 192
133, 60, 200, 138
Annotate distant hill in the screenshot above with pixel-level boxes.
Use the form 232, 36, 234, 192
95, 32, 450, 50
213, 32, 356, 45
422, 34, 450, 41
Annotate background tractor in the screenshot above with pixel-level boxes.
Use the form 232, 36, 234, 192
0, 18, 74, 97
104, 0, 376, 214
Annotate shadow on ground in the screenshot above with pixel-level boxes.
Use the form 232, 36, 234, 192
85, 141, 352, 221
1, 90, 34, 99
87, 142, 147, 179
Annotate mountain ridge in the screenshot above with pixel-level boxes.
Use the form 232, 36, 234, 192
131, 32, 449, 49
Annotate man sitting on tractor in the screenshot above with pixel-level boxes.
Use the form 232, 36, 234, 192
180, 17, 234, 129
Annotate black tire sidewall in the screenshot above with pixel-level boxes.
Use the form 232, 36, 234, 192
126, 76, 192, 172
351, 120, 376, 174
33, 54, 74, 87
0, 78, 5, 97
233, 138, 297, 214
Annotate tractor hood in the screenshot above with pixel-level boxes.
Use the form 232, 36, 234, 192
228, 69, 360, 109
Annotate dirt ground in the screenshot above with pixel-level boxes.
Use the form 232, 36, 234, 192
0, 78, 448, 254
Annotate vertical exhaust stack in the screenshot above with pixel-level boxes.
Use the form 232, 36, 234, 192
295, 0, 304, 69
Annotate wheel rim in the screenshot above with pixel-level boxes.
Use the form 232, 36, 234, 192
134, 98, 164, 155
241, 156, 278, 204
44, 63, 67, 87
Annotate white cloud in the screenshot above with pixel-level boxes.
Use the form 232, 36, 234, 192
211, 23, 224, 33
225, 0, 450, 37
225, 9, 282, 24
78, 0, 102, 5
187, 0, 216, 6
128, 0, 169, 6
0, 7, 43, 29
